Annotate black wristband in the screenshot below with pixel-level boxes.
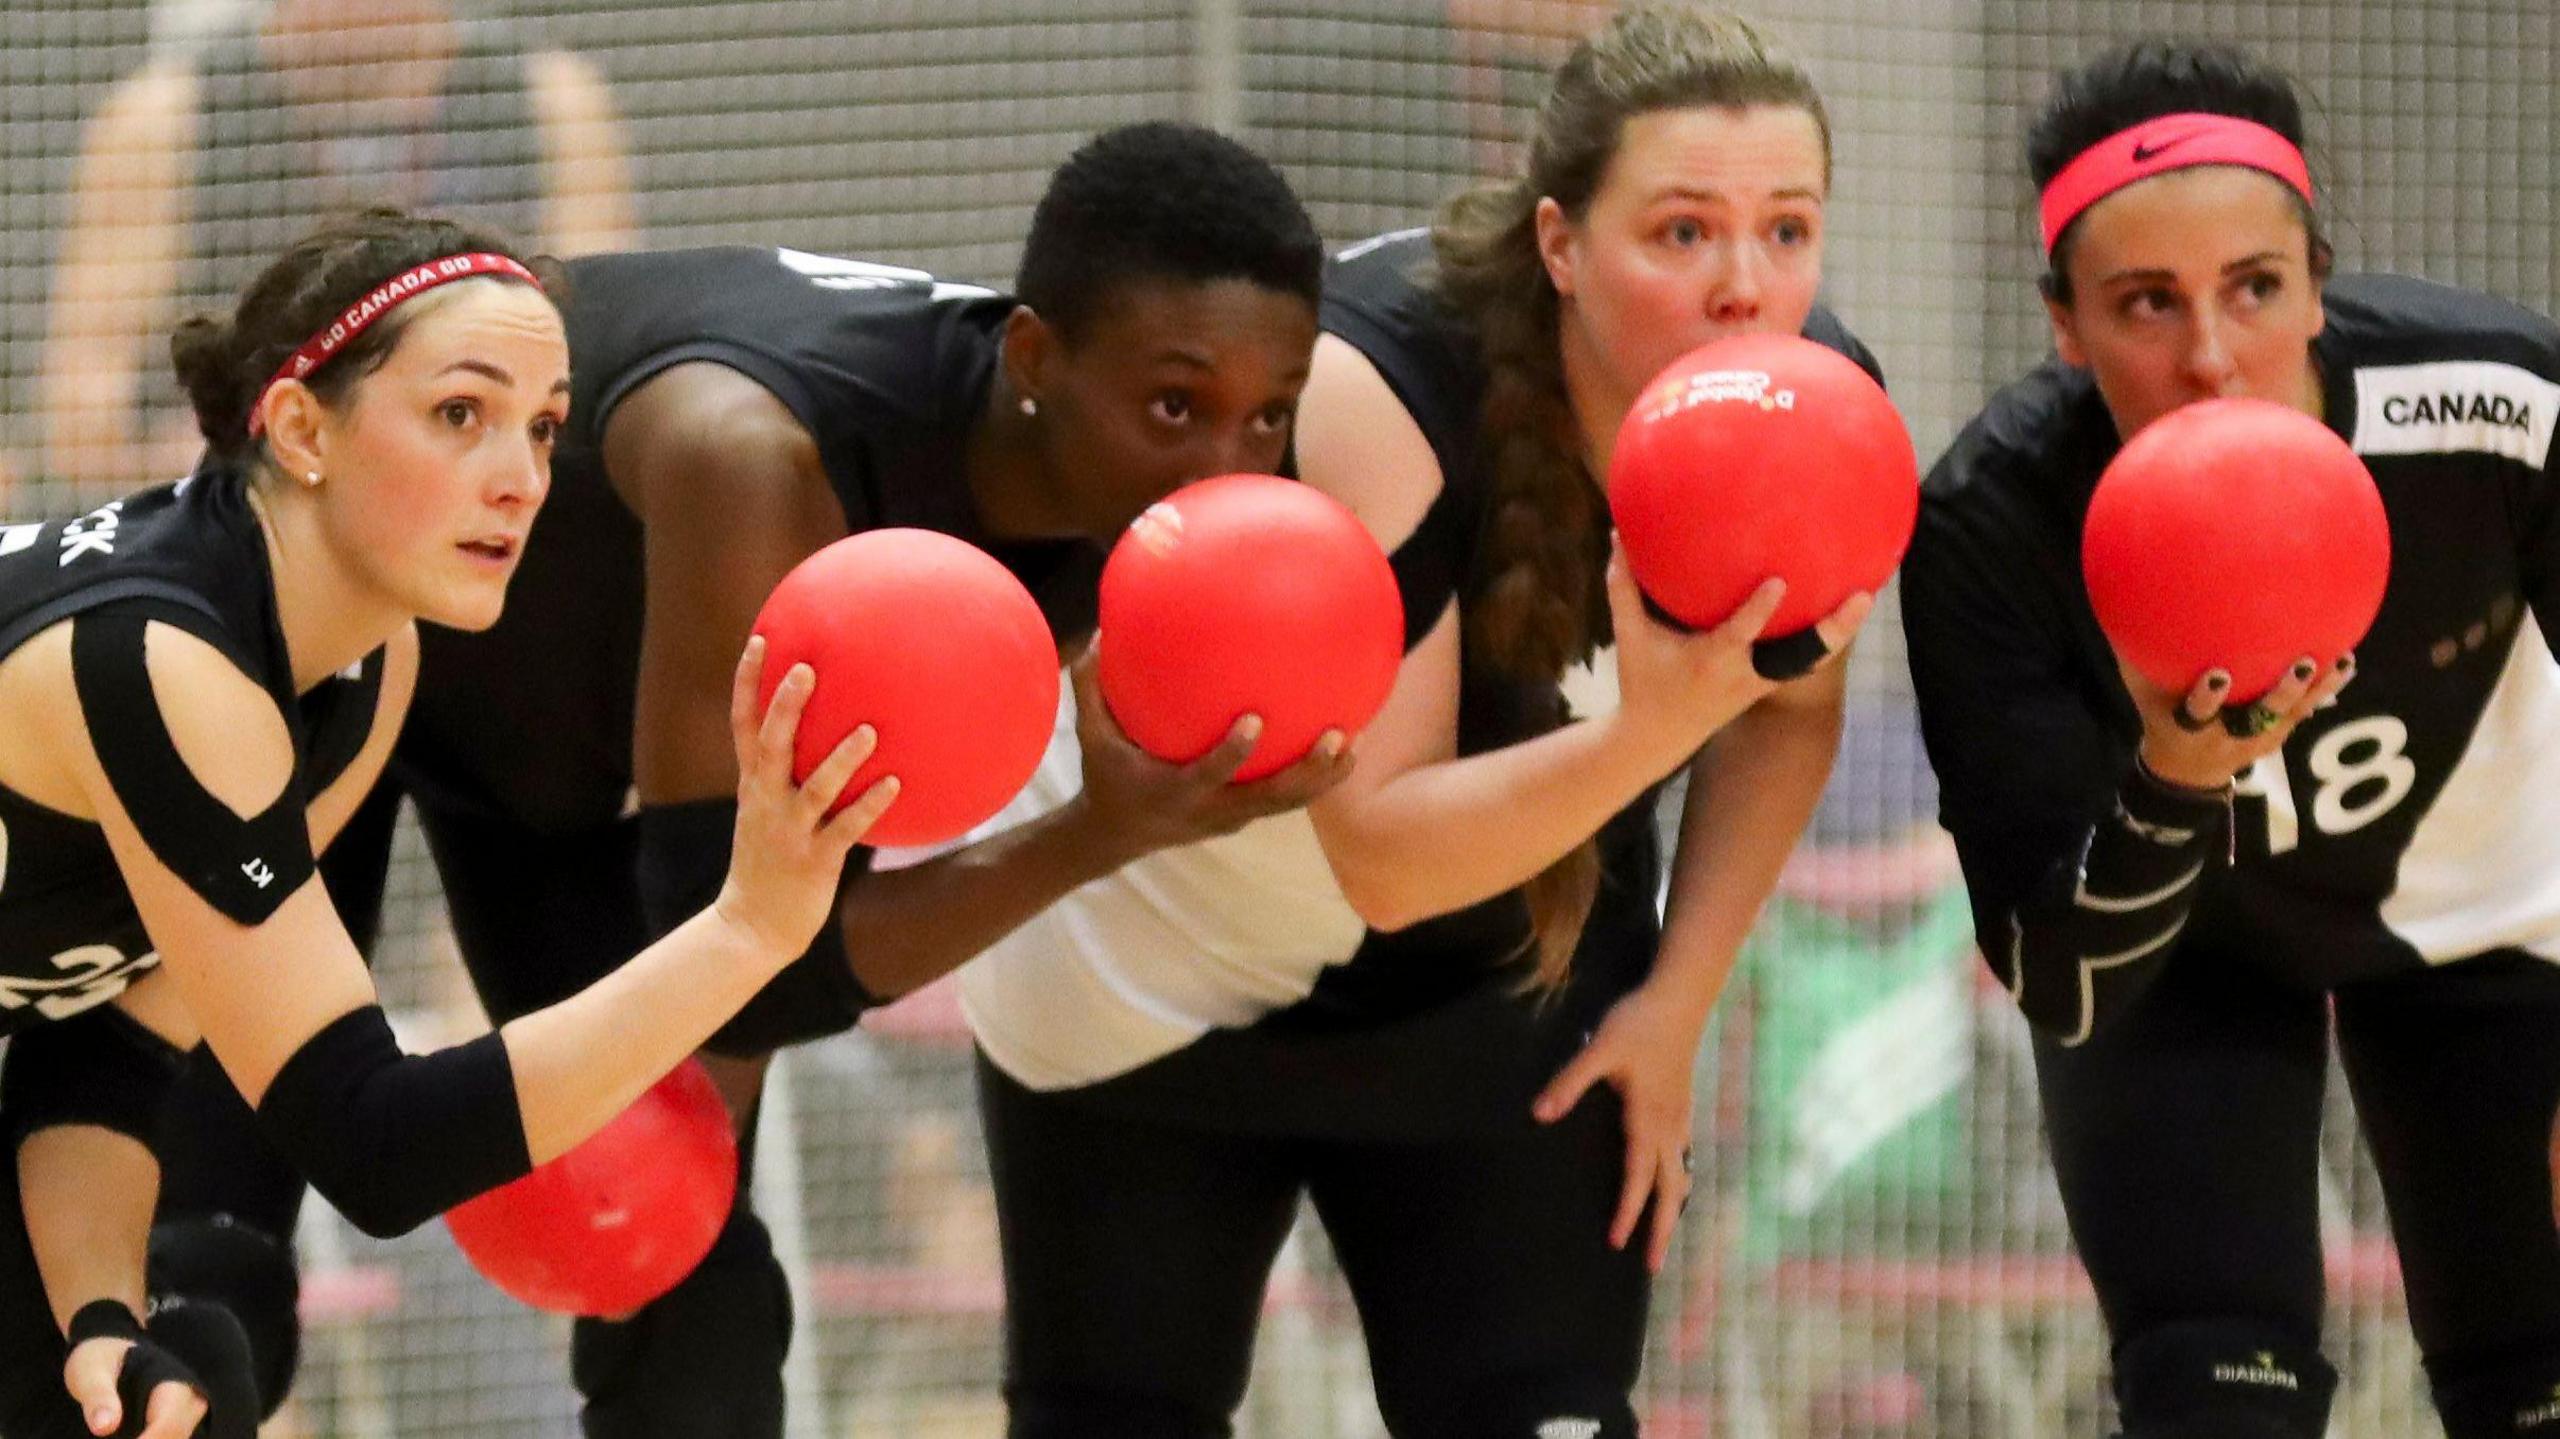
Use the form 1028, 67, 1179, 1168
1749, 626, 1833, 682
1635, 587, 1833, 681
67, 1298, 146, 1345
114, 1337, 210, 1437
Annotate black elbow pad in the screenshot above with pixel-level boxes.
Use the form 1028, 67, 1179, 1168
253, 1006, 530, 1238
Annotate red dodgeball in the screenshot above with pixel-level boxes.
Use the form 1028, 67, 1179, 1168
1609, 333, 1919, 636
2084, 397, 2390, 701
1098, 474, 1403, 783
446, 1059, 736, 1316
752, 528, 1059, 846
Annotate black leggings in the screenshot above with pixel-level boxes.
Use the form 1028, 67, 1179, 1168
978, 1048, 1651, 1439
2034, 945, 2560, 1435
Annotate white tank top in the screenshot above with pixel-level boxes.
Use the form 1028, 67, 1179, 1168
939, 642, 1624, 1090
924, 678, 1367, 1090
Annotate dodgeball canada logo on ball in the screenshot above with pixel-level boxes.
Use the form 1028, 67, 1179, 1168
1636, 366, 1796, 423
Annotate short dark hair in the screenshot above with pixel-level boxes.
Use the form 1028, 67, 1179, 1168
1014, 122, 1322, 339
2028, 38, 2328, 302
171, 206, 561, 465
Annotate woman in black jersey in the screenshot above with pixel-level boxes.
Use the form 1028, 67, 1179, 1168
147, 124, 1346, 1438
1902, 38, 2560, 1439
0, 211, 889, 1439
956, 9, 1875, 1436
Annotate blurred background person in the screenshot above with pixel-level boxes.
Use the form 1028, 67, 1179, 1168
34, 0, 631, 507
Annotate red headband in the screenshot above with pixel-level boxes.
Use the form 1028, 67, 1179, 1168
246, 252, 542, 438
2037, 112, 2313, 257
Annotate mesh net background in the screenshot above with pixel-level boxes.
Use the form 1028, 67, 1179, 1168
6, 1, 2556, 1434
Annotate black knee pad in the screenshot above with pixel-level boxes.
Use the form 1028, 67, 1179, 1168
137, 1296, 260, 1439
146, 1215, 300, 1421
2113, 1319, 2338, 1438
2429, 1345, 2560, 1437
1373, 1376, 1636, 1439
1006, 1386, 1235, 1439
570, 1208, 791, 1439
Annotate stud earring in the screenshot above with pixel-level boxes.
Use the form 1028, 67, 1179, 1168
1019, 396, 1039, 418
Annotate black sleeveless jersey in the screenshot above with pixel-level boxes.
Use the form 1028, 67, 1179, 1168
0, 475, 386, 1035
1292, 227, 1888, 1029
393, 246, 1104, 833
1907, 272, 2560, 992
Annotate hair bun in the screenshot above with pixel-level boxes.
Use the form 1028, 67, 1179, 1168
168, 312, 251, 449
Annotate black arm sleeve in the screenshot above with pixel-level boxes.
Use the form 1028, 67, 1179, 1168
1901, 485, 2228, 1044
1991, 765, 2227, 1043
635, 799, 880, 1056
251, 1006, 532, 1239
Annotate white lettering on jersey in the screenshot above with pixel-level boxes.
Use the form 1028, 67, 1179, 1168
0, 944, 156, 1021
2353, 360, 2560, 467
57, 500, 124, 567
1333, 226, 1427, 263
2237, 714, 2417, 857
774, 248, 995, 301
0, 523, 38, 558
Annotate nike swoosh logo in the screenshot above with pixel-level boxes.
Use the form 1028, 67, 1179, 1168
2131, 132, 2202, 163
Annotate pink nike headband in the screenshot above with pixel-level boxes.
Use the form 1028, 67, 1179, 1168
246, 252, 543, 438
2038, 112, 2313, 257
